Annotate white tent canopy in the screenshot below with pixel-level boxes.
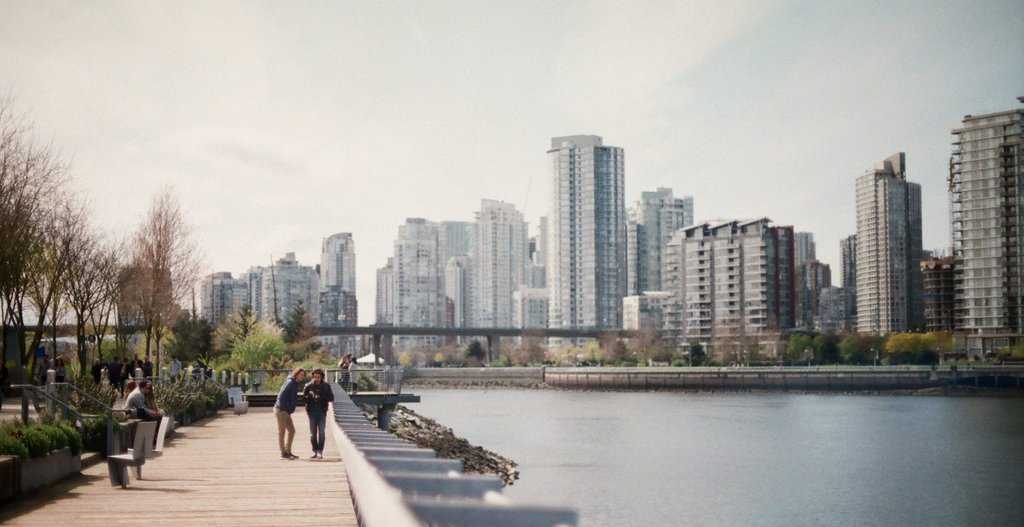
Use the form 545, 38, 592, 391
356, 353, 377, 364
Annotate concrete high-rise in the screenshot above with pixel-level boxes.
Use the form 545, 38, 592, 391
393, 219, 444, 329
661, 230, 687, 349
949, 99, 1024, 353
797, 260, 832, 330
683, 219, 795, 360
259, 252, 320, 324
627, 188, 694, 295
375, 257, 394, 324
840, 234, 858, 329
472, 199, 529, 328
795, 232, 816, 268
513, 288, 549, 329
320, 233, 356, 293
547, 135, 627, 329
855, 152, 924, 333
200, 272, 250, 326
921, 256, 956, 333
445, 256, 471, 328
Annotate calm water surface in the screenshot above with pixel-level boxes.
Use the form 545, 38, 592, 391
413, 389, 1024, 527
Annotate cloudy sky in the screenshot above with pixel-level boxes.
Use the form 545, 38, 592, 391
2, 0, 1022, 323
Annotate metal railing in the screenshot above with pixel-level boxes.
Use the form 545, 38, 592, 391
237, 367, 404, 394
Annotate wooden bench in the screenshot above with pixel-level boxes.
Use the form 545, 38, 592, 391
107, 420, 157, 488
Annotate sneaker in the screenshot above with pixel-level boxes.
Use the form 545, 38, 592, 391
310, 453, 319, 459
281, 453, 292, 460
287, 452, 299, 460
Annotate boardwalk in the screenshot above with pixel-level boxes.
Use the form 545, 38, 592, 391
1, 409, 358, 526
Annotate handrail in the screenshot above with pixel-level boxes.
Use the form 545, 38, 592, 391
11, 384, 86, 424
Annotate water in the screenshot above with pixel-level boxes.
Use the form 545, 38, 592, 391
412, 389, 1024, 527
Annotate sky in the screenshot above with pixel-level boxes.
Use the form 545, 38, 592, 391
1, 0, 1022, 324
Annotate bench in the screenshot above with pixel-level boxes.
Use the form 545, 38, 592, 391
151, 416, 171, 457
107, 420, 157, 488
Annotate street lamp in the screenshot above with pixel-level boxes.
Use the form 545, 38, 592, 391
872, 348, 879, 367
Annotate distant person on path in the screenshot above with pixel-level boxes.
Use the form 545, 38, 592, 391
274, 367, 305, 460
143, 358, 154, 379
170, 358, 181, 379
303, 368, 334, 459
337, 354, 352, 393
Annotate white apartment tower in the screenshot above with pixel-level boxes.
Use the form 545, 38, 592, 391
683, 219, 796, 359
628, 188, 694, 294
393, 219, 444, 328
855, 153, 924, 333
473, 199, 529, 328
259, 252, 320, 324
200, 272, 250, 326
445, 256, 472, 327
548, 135, 627, 329
949, 99, 1024, 353
375, 257, 394, 324
321, 233, 356, 293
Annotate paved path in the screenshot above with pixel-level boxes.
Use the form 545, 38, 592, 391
1, 408, 357, 526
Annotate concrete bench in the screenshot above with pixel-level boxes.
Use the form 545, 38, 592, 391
151, 416, 171, 457
107, 420, 157, 488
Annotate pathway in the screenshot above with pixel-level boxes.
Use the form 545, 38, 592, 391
0, 408, 357, 526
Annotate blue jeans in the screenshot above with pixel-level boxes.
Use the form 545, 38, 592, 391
308, 410, 326, 453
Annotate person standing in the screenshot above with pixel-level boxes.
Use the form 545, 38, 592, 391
302, 369, 334, 459
337, 354, 352, 393
108, 360, 122, 391
142, 358, 154, 379
273, 367, 305, 460
55, 358, 66, 383
90, 360, 102, 384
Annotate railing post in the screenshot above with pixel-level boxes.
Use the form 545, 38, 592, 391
45, 369, 56, 416
21, 389, 29, 424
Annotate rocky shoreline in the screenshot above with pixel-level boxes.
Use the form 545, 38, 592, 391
364, 404, 519, 486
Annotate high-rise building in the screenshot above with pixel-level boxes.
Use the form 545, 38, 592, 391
375, 257, 394, 324
393, 219, 444, 330
817, 286, 850, 334
199, 272, 250, 326
855, 152, 924, 333
840, 234, 858, 327
473, 199, 529, 328
445, 256, 472, 328
622, 291, 672, 331
513, 288, 549, 329
661, 229, 687, 349
548, 135, 627, 329
682, 219, 795, 361
921, 257, 956, 333
258, 252, 320, 324
320, 233, 356, 293
795, 232, 816, 268
949, 99, 1024, 354
627, 188, 694, 295
319, 286, 357, 326
797, 260, 832, 329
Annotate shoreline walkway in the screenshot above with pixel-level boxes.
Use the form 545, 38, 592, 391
0, 408, 357, 526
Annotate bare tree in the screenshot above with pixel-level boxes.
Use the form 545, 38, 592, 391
0, 99, 66, 370
88, 240, 124, 361
130, 189, 201, 369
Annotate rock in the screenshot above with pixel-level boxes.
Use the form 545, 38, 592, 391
364, 405, 520, 486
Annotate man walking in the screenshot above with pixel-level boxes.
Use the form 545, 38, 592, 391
274, 367, 305, 460
302, 368, 334, 459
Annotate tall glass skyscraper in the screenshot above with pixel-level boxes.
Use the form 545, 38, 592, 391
547, 135, 626, 329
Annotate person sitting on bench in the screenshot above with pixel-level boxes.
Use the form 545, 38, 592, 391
126, 381, 162, 421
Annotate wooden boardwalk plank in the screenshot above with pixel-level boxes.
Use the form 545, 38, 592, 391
0, 408, 357, 526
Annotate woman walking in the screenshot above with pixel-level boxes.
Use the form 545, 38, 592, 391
302, 369, 334, 459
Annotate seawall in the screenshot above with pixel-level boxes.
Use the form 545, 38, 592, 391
403, 366, 1024, 392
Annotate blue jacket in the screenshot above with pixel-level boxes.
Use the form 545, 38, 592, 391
274, 376, 300, 413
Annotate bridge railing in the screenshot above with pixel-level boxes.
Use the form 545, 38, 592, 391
237, 367, 404, 394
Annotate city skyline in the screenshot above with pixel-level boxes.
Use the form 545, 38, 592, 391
1, 1, 1021, 325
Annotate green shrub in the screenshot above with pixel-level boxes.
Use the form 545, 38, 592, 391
57, 423, 83, 455
0, 433, 30, 459
81, 416, 122, 453
19, 428, 51, 458
38, 425, 67, 452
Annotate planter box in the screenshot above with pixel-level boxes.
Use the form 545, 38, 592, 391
0, 455, 19, 502
20, 447, 81, 494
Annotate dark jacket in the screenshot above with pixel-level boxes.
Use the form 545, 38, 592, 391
274, 376, 300, 414
302, 381, 334, 414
